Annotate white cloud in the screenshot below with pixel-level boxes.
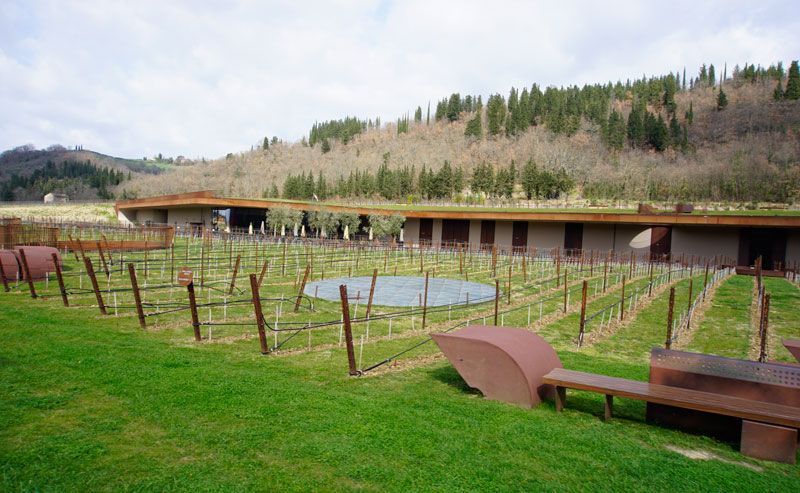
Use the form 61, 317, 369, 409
0, 0, 798, 159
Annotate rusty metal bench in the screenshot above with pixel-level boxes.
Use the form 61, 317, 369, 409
542, 368, 800, 463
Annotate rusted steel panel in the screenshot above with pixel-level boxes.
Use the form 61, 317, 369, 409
432, 325, 563, 408
783, 339, 800, 363
0, 250, 20, 281
646, 348, 800, 441
11, 246, 61, 280
740, 420, 797, 464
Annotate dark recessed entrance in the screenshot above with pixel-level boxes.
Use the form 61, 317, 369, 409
738, 228, 787, 270
441, 219, 470, 246
564, 223, 583, 254
512, 221, 528, 251
480, 220, 495, 250
419, 218, 433, 244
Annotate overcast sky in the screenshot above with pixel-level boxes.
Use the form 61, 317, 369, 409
1, 1, 798, 159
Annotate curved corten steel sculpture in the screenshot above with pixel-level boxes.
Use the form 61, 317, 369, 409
12, 246, 62, 280
432, 325, 562, 408
0, 250, 20, 280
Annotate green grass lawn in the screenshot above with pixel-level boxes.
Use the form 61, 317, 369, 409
686, 275, 754, 359
1, 242, 799, 491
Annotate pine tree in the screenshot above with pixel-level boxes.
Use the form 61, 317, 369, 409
262, 137, 269, 150
773, 81, 784, 101
603, 110, 625, 150
321, 139, 331, 153
486, 94, 506, 136
626, 104, 645, 148
446, 93, 462, 121
669, 114, 681, 148
716, 88, 728, 110
685, 101, 694, 124
414, 106, 422, 122
708, 64, 716, 87
786, 60, 800, 100
426, 102, 430, 125
464, 111, 482, 139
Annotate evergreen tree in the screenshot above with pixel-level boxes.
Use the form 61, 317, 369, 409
603, 110, 626, 150
669, 114, 681, 148
446, 93, 462, 121
716, 88, 728, 110
773, 80, 784, 101
685, 101, 694, 124
320, 139, 331, 153
262, 137, 269, 150
464, 111, 482, 138
708, 64, 716, 87
426, 102, 430, 125
414, 106, 422, 122
786, 60, 800, 100
486, 94, 506, 136
627, 104, 645, 148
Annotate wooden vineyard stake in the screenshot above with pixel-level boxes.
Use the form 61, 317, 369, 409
702, 262, 710, 301
294, 264, 310, 312
228, 254, 241, 295
249, 274, 269, 354
282, 241, 287, 276
563, 268, 568, 313
0, 255, 9, 292
339, 284, 359, 376
422, 271, 429, 329
52, 253, 69, 307
648, 262, 654, 296
602, 253, 609, 293
686, 278, 693, 316
83, 256, 106, 315
366, 268, 378, 319
665, 287, 675, 349
620, 275, 626, 321
18, 248, 37, 299
578, 280, 588, 347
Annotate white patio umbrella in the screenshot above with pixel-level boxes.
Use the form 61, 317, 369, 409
301, 224, 306, 237
248, 223, 253, 235
321, 227, 327, 239
260, 221, 265, 235
281, 224, 286, 236
368, 227, 374, 241
343, 225, 349, 240
293, 222, 298, 236
399, 228, 404, 242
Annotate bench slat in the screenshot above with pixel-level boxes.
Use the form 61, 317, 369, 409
542, 368, 800, 429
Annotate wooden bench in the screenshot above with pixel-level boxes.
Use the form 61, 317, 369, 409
542, 368, 800, 463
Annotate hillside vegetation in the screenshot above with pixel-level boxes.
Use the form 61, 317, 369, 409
0, 146, 172, 201
111, 61, 800, 205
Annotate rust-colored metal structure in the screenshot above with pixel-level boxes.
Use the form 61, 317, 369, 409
432, 325, 562, 408
0, 246, 62, 281
647, 348, 800, 463
783, 339, 800, 363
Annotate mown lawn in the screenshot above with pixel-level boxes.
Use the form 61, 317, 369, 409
1, 279, 799, 491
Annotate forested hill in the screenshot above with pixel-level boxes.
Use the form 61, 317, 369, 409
0, 146, 169, 201
119, 60, 798, 204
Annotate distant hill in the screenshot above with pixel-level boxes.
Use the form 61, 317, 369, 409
0, 146, 175, 201
120, 61, 800, 205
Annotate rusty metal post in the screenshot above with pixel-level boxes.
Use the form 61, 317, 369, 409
422, 271, 430, 328
52, 253, 69, 307
665, 287, 675, 349
186, 281, 201, 342
602, 254, 609, 293
556, 252, 561, 287
619, 275, 626, 321
702, 262, 710, 300
339, 284, 360, 376
758, 293, 771, 363
494, 279, 499, 325
249, 274, 269, 354
128, 263, 146, 328
648, 261, 654, 296
563, 268, 568, 313
228, 254, 241, 295
0, 255, 9, 293
18, 248, 37, 299
83, 256, 106, 314
491, 245, 497, 278
686, 278, 693, 315
578, 280, 588, 347
258, 260, 269, 287
366, 268, 378, 319
294, 263, 311, 312
507, 264, 512, 305
170, 242, 175, 285
96, 240, 110, 278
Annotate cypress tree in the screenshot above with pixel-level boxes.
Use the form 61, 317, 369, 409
786, 60, 800, 100
414, 106, 422, 122
708, 64, 716, 87
464, 111, 482, 139
773, 80, 784, 101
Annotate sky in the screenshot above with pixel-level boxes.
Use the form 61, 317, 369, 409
1, 0, 798, 159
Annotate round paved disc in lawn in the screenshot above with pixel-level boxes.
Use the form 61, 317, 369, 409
304, 276, 496, 307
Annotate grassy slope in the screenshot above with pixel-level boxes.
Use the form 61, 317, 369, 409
0, 203, 116, 223
2, 278, 799, 490
686, 275, 753, 359
763, 277, 800, 363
